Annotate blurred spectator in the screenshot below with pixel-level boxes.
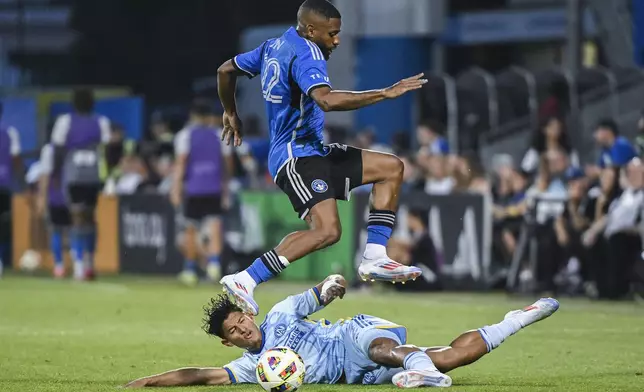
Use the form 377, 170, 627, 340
155, 155, 174, 194
114, 155, 149, 194
150, 111, 175, 144
539, 80, 568, 120
583, 158, 644, 300
399, 154, 424, 193
391, 131, 412, 155
419, 150, 454, 195
493, 168, 530, 260
521, 116, 579, 174
452, 153, 490, 194
588, 119, 637, 220
634, 109, 644, 157
103, 123, 137, 187
416, 120, 449, 155
553, 167, 594, 295
491, 154, 517, 204
586, 119, 637, 188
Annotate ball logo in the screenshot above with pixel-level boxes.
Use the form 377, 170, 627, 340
311, 179, 328, 193
275, 324, 286, 337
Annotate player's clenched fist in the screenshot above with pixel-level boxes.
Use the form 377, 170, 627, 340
320, 274, 347, 304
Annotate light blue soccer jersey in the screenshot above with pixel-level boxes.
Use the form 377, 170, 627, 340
233, 27, 332, 179
223, 288, 408, 385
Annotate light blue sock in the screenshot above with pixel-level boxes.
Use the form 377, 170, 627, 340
403, 351, 438, 371
477, 318, 523, 352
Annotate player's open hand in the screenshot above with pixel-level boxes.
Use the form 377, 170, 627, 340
222, 112, 243, 147
320, 274, 346, 305
383, 73, 428, 99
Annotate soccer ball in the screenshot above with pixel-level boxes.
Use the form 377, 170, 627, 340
19, 250, 42, 272
256, 347, 305, 392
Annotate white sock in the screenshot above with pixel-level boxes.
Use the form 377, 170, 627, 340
73, 260, 84, 278
403, 351, 439, 371
236, 270, 258, 291
363, 243, 387, 261
477, 317, 523, 352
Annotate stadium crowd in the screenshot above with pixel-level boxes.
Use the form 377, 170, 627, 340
2, 89, 644, 301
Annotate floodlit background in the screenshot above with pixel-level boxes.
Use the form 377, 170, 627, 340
1, 1, 644, 391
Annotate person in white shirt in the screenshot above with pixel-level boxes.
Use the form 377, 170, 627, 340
583, 157, 644, 299
521, 117, 579, 174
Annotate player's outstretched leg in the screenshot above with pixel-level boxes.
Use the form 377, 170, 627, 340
357, 150, 421, 283
392, 297, 560, 388
368, 339, 452, 388
220, 199, 342, 315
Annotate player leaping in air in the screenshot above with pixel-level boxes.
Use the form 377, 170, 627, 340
126, 274, 560, 388
217, 0, 427, 315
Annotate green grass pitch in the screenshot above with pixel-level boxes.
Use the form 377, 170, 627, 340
1, 275, 643, 392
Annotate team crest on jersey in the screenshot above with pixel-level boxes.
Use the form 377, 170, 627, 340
363, 372, 377, 384
311, 179, 328, 193
274, 324, 286, 337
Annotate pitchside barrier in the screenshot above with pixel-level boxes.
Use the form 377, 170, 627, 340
12, 191, 494, 288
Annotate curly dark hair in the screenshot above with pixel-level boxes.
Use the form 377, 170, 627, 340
202, 295, 242, 338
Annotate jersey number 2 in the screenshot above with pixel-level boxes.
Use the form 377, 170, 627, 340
262, 58, 283, 104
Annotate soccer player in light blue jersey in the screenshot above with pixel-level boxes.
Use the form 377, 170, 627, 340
126, 275, 560, 389
217, 0, 427, 316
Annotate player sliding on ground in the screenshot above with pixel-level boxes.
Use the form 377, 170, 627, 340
216, 0, 426, 315
126, 275, 560, 388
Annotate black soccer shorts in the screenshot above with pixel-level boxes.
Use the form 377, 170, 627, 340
275, 144, 363, 220
48, 206, 72, 227
66, 184, 102, 209
183, 194, 223, 224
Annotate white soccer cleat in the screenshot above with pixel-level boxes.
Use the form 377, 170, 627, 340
504, 297, 560, 328
392, 369, 452, 388
219, 274, 259, 315
358, 257, 422, 283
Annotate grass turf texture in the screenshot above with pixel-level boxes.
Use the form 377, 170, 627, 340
1, 275, 643, 392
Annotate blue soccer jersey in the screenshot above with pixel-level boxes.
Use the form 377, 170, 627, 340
233, 27, 332, 178
222, 288, 408, 386
598, 136, 637, 168
223, 288, 347, 384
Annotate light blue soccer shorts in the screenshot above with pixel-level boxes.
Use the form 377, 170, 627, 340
342, 314, 409, 385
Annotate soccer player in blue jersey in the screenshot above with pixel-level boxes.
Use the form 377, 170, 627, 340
126, 274, 559, 388
217, 0, 427, 315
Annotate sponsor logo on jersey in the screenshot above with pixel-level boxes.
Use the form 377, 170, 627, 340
285, 329, 306, 348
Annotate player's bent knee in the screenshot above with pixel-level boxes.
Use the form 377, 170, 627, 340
367, 338, 400, 366
319, 223, 341, 247
391, 156, 404, 178
374, 154, 404, 181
